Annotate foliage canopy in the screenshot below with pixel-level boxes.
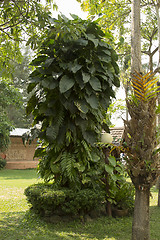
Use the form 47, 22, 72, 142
0, 0, 57, 78
0, 78, 22, 151
27, 15, 120, 188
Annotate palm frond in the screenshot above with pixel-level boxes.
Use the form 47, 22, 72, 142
81, 140, 92, 161
60, 152, 76, 182
131, 71, 158, 101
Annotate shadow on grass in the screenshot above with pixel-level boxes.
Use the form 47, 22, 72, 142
0, 169, 38, 180
0, 208, 159, 240
0, 210, 132, 240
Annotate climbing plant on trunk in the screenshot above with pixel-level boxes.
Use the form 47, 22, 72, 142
123, 1, 160, 239
124, 72, 159, 240
26, 15, 120, 189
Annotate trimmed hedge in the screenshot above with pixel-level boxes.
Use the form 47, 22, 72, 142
0, 158, 6, 170
24, 183, 106, 217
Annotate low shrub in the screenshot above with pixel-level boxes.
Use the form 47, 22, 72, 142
24, 183, 106, 218
111, 180, 135, 214
0, 158, 6, 170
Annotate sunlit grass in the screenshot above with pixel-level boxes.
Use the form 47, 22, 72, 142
0, 169, 160, 240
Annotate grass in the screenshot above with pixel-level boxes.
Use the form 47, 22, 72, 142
0, 169, 160, 240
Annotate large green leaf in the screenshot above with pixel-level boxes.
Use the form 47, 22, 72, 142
76, 38, 88, 46
27, 82, 38, 93
41, 77, 52, 89
107, 71, 114, 80
74, 100, 88, 113
71, 62, 82, 73
99, 41, 111, 49
98, 55, 111, 63
59, 75, 75, 93
85, 94, 99, 109
50, 81, 58, 90
108, 155, 116, 167
89, 76, 101, 91
111, 174, 119, 181
111, 49, 118, 61
113, 75, 120, 87
104, 164, 113, 175
44, 58, 54, 68
26, 95, 38, 115
112, 61, 119, 75
46, 126, 57, 141
87, 34, 99, 47
29, 69, 41, 78
82, 130, 97, 146
75, 72, 85, 89
31, 55, 48, 66
82, 71, 90, 83
101, 48, 111, 56
43, 74, 58, 90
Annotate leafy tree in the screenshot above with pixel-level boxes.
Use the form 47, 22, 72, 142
0, 0, 57, 150
0, 0, 57, 78
0, 78, 22, 151
26, 15, 120, 189
77, 0, 160, 75
7, 48, 33, 128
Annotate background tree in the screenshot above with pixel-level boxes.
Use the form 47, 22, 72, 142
6, 48, 33, 128
0, 0, 57, 151
0, 78, 22, 151
26, 15, 120, 189
77, 0, 160, 73
0, 0, 57, 78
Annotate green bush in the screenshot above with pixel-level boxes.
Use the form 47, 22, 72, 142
24, 183, 106, 217
111, 180, 135, 214
0, 158, 6, 170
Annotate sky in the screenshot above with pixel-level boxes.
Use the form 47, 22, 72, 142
53, 0, 88, 19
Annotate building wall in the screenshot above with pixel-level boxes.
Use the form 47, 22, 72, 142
5, 136, 39, 169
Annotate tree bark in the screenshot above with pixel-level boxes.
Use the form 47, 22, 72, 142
132, 187, 150, 240
131, 0, 142, 74
158, 177, 160, 206
103, 148, 112, 217
128, 0, 159, 239
154, 2, 160, 68
157, 93, 160, 207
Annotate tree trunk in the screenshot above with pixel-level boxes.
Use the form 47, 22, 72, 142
132, 187, 150, 240
158, 177, 160, 207
103, 148, 112, 217
155, 2, 160, 68
131, 0, 142, 74
157, 93, 160, 207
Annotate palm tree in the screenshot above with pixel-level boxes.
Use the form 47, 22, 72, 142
123, 1, 160, 239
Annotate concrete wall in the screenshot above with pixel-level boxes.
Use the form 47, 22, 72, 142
5, 136, 39, 169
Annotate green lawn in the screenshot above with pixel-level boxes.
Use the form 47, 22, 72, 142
0, 169, 160, 240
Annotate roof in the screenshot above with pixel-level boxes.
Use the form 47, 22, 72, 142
10, 128, 29, 137
10, 127, 125, 144
110, 127, 124, 146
